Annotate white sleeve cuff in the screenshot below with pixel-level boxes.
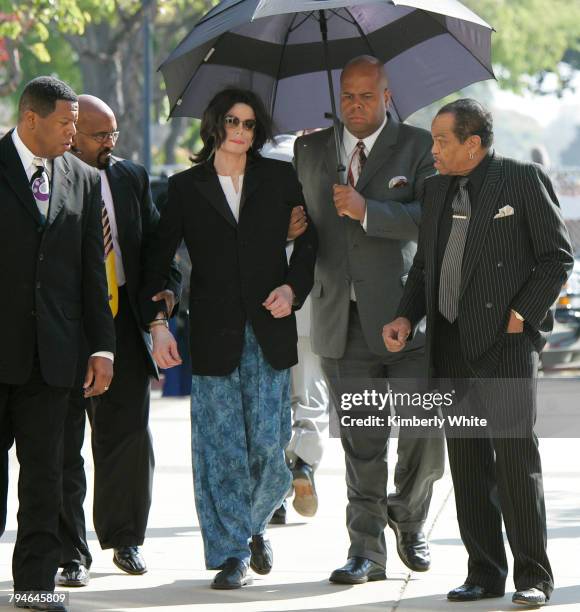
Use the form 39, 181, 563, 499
91, 351, 114, 363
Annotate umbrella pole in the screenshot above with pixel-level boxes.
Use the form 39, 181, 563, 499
319, 10, 346, 184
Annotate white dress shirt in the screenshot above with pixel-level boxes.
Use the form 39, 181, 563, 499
341, 115, 387, 300
12, 127, 52, 182
12, 129, 113, 363
218, 174, 244, 222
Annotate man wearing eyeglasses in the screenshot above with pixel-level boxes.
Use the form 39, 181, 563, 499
55, 95, 181, 587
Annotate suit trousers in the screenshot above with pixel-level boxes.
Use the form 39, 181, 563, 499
286, 335, 329, 469
0, 410, 12, 537
0, 357, 69, 591
434, 315, 553, 597
321, 303, 445, 567
59, 287, 154, 563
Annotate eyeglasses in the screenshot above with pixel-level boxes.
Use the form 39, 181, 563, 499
77, 130, 120, 144
224, 115, 256, 132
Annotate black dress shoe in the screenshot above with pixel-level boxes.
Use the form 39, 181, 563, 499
269, 501, 287, 525
292, 458, 318, 517
512, 588, 547, 606
447, 583, 504, 601
329, 557, 386, 584
211, 558, 252, 590
387, 517, 431, 572
249, 534, 273, 575
113, 546, 147, 575
56, 562, 89, 587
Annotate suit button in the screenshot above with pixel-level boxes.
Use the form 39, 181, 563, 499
485, 302, 493, 309
31, 310, 36, 316
39, 253, 44, 261
36, 281, 41, 289
497, 261, 503, 267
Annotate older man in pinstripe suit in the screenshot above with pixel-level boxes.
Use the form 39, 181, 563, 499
383, 99, 573, 607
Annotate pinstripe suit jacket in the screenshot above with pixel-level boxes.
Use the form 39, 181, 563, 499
397, 153, 574, 376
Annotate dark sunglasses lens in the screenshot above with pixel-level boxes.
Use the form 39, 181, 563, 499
225, 116, 240, 127
244, 120, 256, 130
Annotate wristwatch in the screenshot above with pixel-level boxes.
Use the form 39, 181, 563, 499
511, 309, 525, 322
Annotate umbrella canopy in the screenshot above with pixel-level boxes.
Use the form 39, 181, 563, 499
161, 0, 494, 133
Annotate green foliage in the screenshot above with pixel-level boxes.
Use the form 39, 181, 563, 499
463, 0, 580, 94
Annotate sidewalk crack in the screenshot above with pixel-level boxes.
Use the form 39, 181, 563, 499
389, 484, 454, 612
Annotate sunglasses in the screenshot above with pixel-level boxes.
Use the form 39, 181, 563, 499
224, 115, 256, 132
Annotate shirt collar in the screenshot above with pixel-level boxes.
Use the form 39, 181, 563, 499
465, 149, 493, 198
12, 127, 51, 178
343, 114, 388, 157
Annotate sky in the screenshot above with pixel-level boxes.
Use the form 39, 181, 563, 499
492, 71, 580, 128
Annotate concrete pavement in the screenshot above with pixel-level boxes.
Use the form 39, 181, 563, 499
1, 390, 579, 611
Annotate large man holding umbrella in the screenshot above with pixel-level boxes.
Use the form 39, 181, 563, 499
294, 55, 444, 584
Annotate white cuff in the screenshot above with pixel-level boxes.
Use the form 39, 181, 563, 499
91, 351, 114, 363
361, 203, 368, 231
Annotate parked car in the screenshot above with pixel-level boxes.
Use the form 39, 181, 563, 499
541, 258, 580, 373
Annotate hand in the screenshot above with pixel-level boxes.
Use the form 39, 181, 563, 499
506, 310, 524, 334
287, 205, 308, 240
83, 356, 114, 398
152, 289, 176, 316
151, 326, 182, 369
263, 284, 294, 318
333, 184, 366, 220
382, 317, 412, 352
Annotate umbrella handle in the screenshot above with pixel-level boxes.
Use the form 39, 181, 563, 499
320, 10, 346, 185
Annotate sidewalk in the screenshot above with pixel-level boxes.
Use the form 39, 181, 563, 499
1, 392, 579, 611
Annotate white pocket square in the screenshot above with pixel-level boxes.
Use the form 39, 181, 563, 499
388, 176, 408, 189
493, 205, 514, 219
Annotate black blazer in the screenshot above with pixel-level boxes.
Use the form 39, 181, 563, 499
141, 156, 317, 375
105, 157, 181, 378
397, 154, 574, 376
0, 130, 115, 388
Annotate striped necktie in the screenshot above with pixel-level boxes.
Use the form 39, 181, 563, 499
347, 141, 367, 187
439, 177, 470, 323
102, 200, 118, 317
30, 157, 50, 224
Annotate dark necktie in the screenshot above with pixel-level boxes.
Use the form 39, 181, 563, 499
439, 177, 470, 323
347, 141, 367, 187
30, 157, 50, 223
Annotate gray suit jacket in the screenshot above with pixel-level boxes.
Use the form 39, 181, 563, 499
294, 115, 434, 359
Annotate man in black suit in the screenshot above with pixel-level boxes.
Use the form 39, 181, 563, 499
56, 95, 181, 587
0, 77, 114, 611
383, 99, 573, 607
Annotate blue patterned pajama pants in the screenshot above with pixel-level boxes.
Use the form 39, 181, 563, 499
190, 323, 292, 569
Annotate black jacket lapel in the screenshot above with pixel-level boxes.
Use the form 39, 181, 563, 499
106, 161, 132, 248
460, 155, 505, 297
46, 155, 71, 226
0, 131, 43, 226
195, 161, 237, 228
428, 175, 450, 295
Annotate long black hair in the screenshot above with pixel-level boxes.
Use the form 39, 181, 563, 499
192, 88, 273, 164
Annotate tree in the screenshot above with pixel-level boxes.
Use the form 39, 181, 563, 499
0, 0, 103, 94
1, 1, 216, 160
462, 0, 580, 95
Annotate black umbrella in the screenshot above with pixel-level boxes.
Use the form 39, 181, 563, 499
161, 0, 494, 176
